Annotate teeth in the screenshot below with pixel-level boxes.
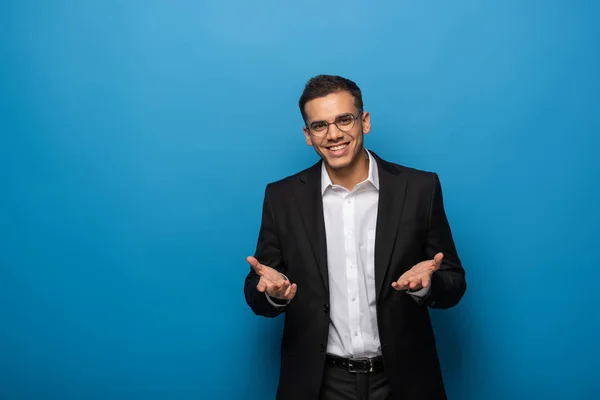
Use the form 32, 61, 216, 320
329, 144, 347, 151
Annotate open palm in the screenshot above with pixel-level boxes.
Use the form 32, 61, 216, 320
392, 253, 444, 291
247, 256, 297, 300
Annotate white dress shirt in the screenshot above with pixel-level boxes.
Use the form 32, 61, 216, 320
321, 150, 381, 358
267, 150, 429, 359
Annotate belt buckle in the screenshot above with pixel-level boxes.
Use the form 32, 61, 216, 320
348, 358, 374, 374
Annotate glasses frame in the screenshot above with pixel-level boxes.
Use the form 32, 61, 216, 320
305, 111, 364, 137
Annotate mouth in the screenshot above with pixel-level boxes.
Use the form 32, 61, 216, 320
325, 142, 350, 156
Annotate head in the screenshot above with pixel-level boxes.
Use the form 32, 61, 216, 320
299, 75, 371, 174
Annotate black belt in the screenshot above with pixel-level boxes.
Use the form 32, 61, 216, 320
325, 354, 385, 373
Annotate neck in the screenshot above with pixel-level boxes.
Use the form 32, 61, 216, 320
325, 149, 370, 191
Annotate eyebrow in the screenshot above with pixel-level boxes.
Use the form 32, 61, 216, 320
309, 113, 352, 123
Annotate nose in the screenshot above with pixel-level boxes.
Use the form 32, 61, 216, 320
326, 123, 344, 141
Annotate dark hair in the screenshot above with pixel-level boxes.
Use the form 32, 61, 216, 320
298, 75, 363, 122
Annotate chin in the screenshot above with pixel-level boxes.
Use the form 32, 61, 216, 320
324, 157, 352, 170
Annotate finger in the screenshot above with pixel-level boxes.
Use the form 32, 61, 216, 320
256, 279, 267, 293
246, 256, 264, 275
276, 282, 293, 299
433, 253, 444, 269
282, 282, 292, 298
268, 280, 289, 297
287, 283, 297, 299
408, 278, 423, 290
421, 275, 431, 288
277, 280, 290, 296
283, 282, 297, 299
269, 281, 283, 294
392, 280, 409, 291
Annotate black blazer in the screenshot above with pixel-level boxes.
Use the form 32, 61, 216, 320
244, 152, 466, 400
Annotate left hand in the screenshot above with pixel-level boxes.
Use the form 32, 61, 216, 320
392, 253, 444, 291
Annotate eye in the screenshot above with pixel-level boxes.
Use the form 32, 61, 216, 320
311, 121, 327, 131
337, 114, 354, 126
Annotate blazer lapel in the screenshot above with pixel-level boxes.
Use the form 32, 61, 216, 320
372, 153, 408, 299
295, 161, 329, 293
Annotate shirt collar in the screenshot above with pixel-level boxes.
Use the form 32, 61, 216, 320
321, 149, 380, 195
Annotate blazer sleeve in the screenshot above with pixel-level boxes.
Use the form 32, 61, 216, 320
244, 184, 288, 317
422, 173, 467, 309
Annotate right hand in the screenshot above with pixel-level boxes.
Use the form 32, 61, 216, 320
246, 256, 297, 300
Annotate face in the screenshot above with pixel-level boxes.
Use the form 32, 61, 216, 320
303, 91, 371, 172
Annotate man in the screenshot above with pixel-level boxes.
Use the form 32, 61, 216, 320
244, 75, 466, 400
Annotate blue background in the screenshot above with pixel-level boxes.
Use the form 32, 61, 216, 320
1, 1, 599, 399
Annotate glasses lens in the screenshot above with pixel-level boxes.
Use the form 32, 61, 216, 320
310, 121, 328, 135
336, 114, 355, 131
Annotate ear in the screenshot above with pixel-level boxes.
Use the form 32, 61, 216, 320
361, 111, 371, 135
303, 126, 313, 146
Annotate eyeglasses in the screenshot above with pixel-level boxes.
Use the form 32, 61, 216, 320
306, 112, 363, 137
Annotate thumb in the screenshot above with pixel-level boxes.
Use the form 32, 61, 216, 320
433, 252, 444, 269
246, 256, 264, 275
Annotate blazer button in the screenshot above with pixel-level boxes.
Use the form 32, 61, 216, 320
322, 304, 330, 314
319, 344, 326, 353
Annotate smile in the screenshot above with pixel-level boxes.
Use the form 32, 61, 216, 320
327, 143, 348, 151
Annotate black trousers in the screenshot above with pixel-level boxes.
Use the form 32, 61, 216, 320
319, 364, 392, 400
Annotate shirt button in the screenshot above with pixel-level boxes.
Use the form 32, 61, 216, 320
347, 230, 352, 236
349, 264, 353, 269
319, 344, 326, 353
346, 199, 352, 204
352, 297, 356, 302
354, 332, 358, 337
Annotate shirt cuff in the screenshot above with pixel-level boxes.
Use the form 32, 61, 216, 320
408, 284, 431, 298
264, 273, 291, 308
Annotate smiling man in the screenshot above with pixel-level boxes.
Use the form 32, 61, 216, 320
244, 75, 466, 400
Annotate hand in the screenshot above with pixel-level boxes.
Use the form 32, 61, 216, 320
246, 256, 297, 300
392, 252, 443, 291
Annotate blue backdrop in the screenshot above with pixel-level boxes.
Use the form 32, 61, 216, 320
1, 1, 599, 399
